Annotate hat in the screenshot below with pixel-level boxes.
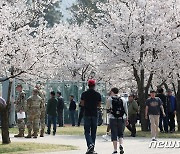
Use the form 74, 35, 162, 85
150, 90, 156, 93
167, 89, 172, 92
88, 79, 96, 86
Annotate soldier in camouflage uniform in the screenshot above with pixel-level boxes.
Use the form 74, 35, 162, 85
25, 88, 44, 138
14, 84, 26, 137
35, 83, 46, 137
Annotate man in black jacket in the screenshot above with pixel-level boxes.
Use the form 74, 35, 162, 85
46, 91, 58, 135
57, 92, 64, 127
69, 95, 76, 126
156, 88, 168, 133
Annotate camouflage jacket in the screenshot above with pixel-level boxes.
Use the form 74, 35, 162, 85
16, 91, 26, 112
37, 90, 45, 101
26, 95, 44, 115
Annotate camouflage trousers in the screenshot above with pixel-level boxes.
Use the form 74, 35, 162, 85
17, 119, 25, 132
40, 109, 46, 131
26, 113, 40, 133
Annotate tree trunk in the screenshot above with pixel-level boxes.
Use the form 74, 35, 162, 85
1, 81, 12, 144
133, 66, 153, 131
138, 84, 148, 131
176, 80, 180, 132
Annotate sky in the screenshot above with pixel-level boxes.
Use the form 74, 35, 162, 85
61, 0, 77, 19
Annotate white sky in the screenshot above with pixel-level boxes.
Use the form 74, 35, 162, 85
61, 0, 77, 19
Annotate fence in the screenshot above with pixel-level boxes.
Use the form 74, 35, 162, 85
12, 80, 107, 125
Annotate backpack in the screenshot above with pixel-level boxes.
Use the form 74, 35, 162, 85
111, 97, 125, 118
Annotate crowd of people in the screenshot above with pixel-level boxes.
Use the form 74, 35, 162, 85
13, 83, 79, 138
0, 80, 177, 154
102, 87, 177, 154
145, 88, 177, 142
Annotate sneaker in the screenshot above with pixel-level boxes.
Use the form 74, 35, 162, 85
151, 137, 157, 141
102, 134, 110, 141
86, 144, 94, 154
45, 132, 50, 135
112, 151, 117, 154
53, 132, 56, 136
119, 145, 124, 154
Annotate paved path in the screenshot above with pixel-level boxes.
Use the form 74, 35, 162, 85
1, 134, 180, 154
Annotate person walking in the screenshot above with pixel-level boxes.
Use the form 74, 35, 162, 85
166, 89, 177, 133
102, 92, 112, 141
80, 79, 101, 154
57, 91, 64, 127
145, 90, 166, 141
77, 102, 84, 126
69, 95, 76, 126
46, 91, 58, 135
156, 88, 168, 133
25, 88, 44, 138
14, 84, 26, 138
36, 83, 46, 137
106, 88, 128, 154
126, 93, 138, 137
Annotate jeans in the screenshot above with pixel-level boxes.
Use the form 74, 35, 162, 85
168, 112, 175, 131
84, 116, 97, 148
57, 110, 64, 127
70, 110, 75, 126
159, 114, 168, 132
78, 108, 84, 126
47, 115, 57, 133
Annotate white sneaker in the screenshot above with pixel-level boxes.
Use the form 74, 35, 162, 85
102, 134, 110, 141
151, 137, 157, 141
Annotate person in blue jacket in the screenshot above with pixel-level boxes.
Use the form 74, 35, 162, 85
166, 89, 177, 133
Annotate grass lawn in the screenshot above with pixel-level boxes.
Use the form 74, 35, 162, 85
9, 125, 180, 138
0, 142, 77, 154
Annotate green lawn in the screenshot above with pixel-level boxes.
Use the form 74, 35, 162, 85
9, 125, 180, 138
0, 142, 77, 154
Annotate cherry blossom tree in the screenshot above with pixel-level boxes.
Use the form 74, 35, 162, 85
0, 0, 59, 144
45, 24, 99, 81
83, 0, 180, 130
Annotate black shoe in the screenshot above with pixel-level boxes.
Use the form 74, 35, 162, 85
86, 144, 94, 154
112, 151, 117, 154
53, 132, 56, 136
86, 151, 97, 154
119, 145, 124, 154
131, 134, 136, 137
45, 132, 50, 135
152, 138, 157, 141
